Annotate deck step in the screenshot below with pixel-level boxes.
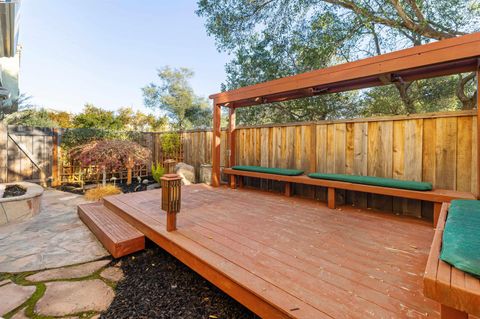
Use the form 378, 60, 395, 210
78, 202, 145, 258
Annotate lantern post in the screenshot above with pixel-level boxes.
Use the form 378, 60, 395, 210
163, 159, 177, 174
161, 173, 182, 231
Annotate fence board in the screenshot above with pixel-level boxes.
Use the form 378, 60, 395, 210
3, 111, 477, 218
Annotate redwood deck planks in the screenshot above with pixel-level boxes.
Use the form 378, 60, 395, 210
103, 185, 441, 318
78, 202, 145, 258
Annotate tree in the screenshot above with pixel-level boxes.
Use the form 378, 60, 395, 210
142, 66, 212, 130
72, 104, 123, 130
1, 93, 34, 120
4, 108, 58, 127
117, 106, 169, 132
197, 0, 479, 122
70, 139, 151, 186
48, 111, 73, 128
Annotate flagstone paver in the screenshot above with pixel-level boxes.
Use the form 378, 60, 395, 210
0, 283, 36, 316
0, 279, 11, 286
0, 189, 108, 272
100, 267, 124, 282
10, 307, 28, 319
26, 260, 111, 282
35, 279, 114, 316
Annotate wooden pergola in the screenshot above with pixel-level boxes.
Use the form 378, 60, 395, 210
209, 32, 480, 195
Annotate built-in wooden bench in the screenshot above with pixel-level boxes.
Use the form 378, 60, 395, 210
78, 202, 145, 258
424, 203, 480, 318
224, 168, 476, 226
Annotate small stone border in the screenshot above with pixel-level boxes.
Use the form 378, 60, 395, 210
0, 182, 44, 203
0, 182, 44, 226
0, 258, 120, 319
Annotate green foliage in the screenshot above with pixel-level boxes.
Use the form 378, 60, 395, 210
142, 66, 212, 130
197, 0, 479, 123
151, 162, 165, 183
160, 132, 181, 157
4, 108, 59, 127
72, 104, 123, 130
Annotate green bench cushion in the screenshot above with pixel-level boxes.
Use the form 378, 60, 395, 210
440, 200, 480, 278
307, 173, 433, 191
232, 166, 304, 176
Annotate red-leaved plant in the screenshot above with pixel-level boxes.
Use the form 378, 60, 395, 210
70, 139, 151, 185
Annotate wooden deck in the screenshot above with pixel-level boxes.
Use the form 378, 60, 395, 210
103, 184, 440, 318
78, 202, 145, 258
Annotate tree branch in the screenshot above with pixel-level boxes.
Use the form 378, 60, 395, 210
323, 0, 461, 40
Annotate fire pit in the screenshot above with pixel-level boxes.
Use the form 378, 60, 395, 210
0, 182, 44, 225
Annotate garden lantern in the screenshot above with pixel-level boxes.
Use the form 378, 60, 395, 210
161, 173, 182, 231
163, 159, 177, 174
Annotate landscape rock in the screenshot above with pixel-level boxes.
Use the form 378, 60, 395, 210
100, 267, 124, 282
199, 164, 212, 185
175, 162, 195, 185
26, 260, 110, 282
146, 183, 160, 190
35, 279, 114, 316
0, 283, 36, 316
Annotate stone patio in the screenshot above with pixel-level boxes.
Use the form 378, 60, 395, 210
0, 260, 122, 318
0, 189, 109, 273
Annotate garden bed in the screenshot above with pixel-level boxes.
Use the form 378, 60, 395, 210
56, 178, 156, 196
103, 244, 257, 319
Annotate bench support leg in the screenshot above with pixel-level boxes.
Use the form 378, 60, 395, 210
285, 182, 292, 197
327, 188, 336, 209
229, 175, 236, 189
433, 202, 442, 228
238, 176, 244, 188
441, 305, 468, 319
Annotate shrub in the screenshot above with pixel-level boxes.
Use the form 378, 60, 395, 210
61, 128, 144, 150
160, 132, 181, 158
85, 185, 122, 201
70, 139, 151, 185
151, 163, 165, 183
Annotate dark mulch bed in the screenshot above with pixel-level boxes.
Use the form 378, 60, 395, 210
2, 184, 27, 198
56, 178, 154, 195
102, 244, 257, 319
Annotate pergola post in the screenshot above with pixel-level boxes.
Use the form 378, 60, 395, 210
211, 100, 221, 187
228, 107, 236, 188
477, 67, 480, 198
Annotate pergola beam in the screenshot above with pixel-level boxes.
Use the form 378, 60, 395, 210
211, 33, 480, 108
210, 33, 480, 188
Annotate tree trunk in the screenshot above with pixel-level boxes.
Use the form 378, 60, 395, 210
456, 73, 477, 110
126, 157, 134, 185
102, 168, 107, 187
394, 80, 415, 114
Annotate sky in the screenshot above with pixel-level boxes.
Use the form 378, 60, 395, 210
18, 0, 230, 114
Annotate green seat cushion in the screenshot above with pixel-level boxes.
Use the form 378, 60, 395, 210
307, 173, 433, 191
440, 200, 480, 277
232, 166, 304, 176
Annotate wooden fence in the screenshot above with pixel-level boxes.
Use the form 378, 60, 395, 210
180, 110, 478, 219
0, 125, 54, 185
1, 110, 477, 219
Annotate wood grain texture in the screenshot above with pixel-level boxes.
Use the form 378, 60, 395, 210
78, 203, 145, 258
102, 185, 442, 318
424, 203, 480, 317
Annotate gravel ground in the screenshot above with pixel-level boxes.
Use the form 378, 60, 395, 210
102, 244, 257, 319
